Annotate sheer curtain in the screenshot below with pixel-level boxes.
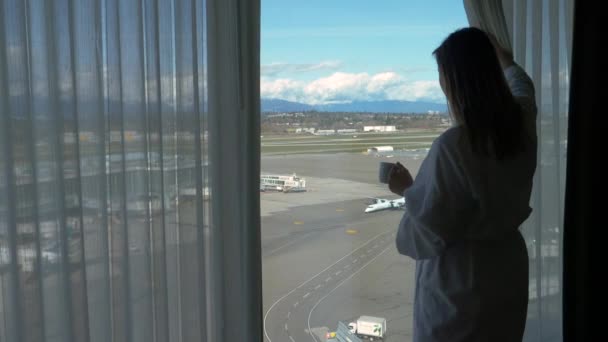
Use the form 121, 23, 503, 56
0, 0, 216, 341
464, 0, 574, 341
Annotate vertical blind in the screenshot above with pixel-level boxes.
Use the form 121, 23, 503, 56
0, 0, 210, 341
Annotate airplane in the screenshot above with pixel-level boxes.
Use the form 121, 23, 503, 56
364, 197, 406, 213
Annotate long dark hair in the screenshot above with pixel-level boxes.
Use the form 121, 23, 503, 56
433, 27, 527, 160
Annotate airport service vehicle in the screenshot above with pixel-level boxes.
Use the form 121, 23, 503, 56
348, 316, 387, 340
325, 331, 337, 339
260, 173, 306, 192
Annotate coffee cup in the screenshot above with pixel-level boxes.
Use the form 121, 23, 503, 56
379, 162, 395, 184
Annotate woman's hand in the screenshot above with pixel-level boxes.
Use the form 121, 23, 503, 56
388, 162, 413, 196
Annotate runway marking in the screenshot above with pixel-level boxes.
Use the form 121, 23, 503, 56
263, 231, 392, 342
335, 271, 342, 276
325, 277, 332, 282
293, 301, 299, 308
346, 229, 358, 235
352, 258, 358, 263
314, 284, 322, 290
293, 221, 304, 225
303, 292, 310, 299
289, 336, 296, 342
307, 245, 392, 342
265, 232, 313, 256
287, 311, 291, 318
335, 208, 344, 212
285, 324, 288, 331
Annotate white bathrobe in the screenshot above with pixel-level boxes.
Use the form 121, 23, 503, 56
396, 64, 537, 342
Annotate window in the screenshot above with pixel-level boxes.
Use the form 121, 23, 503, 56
0, 0, 573, 341
260, 2, 468, 341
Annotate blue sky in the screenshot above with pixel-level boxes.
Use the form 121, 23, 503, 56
261, 0, 468, 104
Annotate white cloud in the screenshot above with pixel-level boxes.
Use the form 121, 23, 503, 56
261, 71, 445, 105
260, 78, 305, 101
304, 72, 370, 103
386, 80, 444, 102
367, 72, 402, 93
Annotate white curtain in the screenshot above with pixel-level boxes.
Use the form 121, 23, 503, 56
0, 0, 219, 341
464, 0, 574, 341
463, 0, 513, 51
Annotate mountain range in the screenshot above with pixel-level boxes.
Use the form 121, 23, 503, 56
261, 98, 447, 114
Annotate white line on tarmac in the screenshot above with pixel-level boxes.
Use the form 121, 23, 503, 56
263, 231, 391, 342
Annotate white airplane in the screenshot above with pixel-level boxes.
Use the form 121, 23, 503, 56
364, 197, 406, 213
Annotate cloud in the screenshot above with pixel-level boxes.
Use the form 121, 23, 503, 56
261, 71, 445, 105
260, 78, 305, 100
261, 60, 342, 77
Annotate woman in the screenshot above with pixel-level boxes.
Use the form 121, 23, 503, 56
388, 27, 537, 342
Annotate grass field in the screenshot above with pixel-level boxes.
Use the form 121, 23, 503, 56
261, 129, 444, 155
16, 129, 443, 161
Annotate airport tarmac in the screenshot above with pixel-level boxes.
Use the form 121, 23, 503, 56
261, 153, 424, 342
1, 151, 424, 342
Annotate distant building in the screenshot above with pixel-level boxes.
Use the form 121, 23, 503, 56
177, 187, 210, 201
78, 131, 96, 142
64, 133, 76, 144
316, 129, 336, 135
295, 127, 316, 134
363, 125, 396, 132
337, 129, 357, 134
109, 130, 141, 142
110, 131, 122, 142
